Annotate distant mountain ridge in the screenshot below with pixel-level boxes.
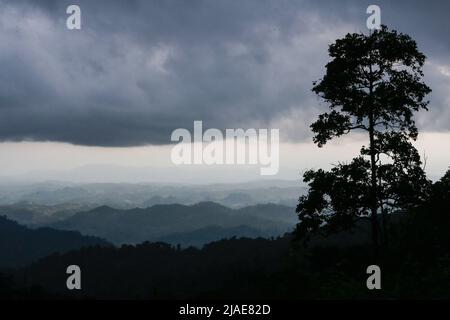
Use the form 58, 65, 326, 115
50, 202, 296, 245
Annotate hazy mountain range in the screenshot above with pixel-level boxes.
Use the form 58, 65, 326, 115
0, 180, 300, 267
0, 180, 304, 211
0, 201, 296, 267
49, 202, 296, 245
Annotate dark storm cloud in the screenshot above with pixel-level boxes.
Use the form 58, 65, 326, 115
0, 0, 449, 146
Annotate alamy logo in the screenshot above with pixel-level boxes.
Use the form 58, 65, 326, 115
366, 265, 381, 290
170, 121, 279, 175
66, 265, 81, 290
366, 5, 381, 30
66, 5, 81, 30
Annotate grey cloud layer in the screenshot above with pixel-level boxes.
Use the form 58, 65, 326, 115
0, 0, 449, 146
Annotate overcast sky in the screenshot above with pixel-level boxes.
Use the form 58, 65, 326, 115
0, 0, 449, 182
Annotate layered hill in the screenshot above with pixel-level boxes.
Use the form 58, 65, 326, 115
0, 216, 110, 268
50, 202, 296, 245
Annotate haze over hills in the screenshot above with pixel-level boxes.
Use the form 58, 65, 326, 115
0, 164, 304, 184
0, 180, 300, 248
49, 202, 296, 246
0, 179, 304, 211
0, 203, 95, 226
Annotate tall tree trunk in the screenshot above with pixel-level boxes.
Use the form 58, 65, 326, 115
368, 64, 379, 259
381, 205, 388, 246
368, 113, 379, 258
379, 174, 388, 246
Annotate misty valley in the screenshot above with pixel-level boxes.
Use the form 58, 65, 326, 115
0, 181, 301, 267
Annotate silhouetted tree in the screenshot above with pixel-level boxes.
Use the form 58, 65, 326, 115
296, 26, 431, 256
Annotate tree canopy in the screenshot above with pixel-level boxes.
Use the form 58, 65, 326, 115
296, 26, 432, 253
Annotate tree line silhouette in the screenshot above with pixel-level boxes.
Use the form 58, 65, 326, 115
296, 26, 433, 259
